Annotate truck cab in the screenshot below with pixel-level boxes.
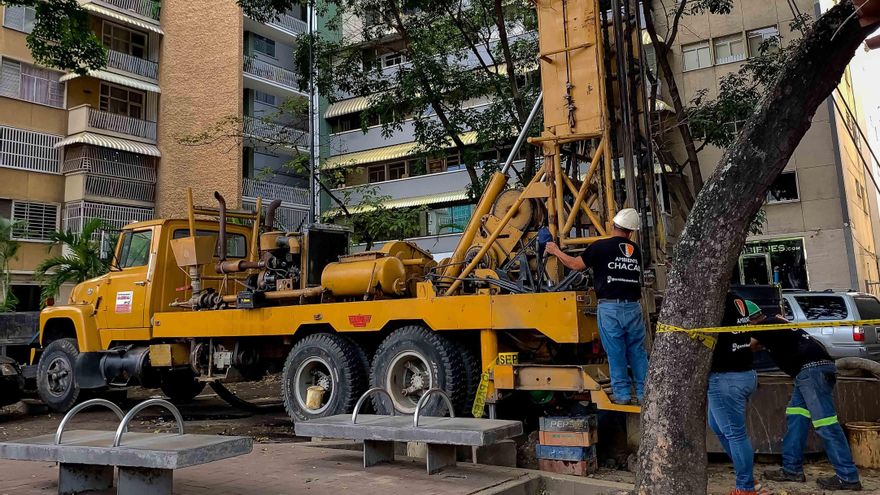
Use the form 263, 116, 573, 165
36, 219, 251, 411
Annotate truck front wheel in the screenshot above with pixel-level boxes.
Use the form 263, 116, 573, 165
281, 333, 369, 422
36, 338, 80, 412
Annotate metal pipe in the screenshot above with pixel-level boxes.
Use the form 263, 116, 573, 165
501, 92, 544, 175
187, 188, 196, 237
214, 191, 227, 262
264, 199, 282, 230
216, 260, 265, 274
250, 197, 262, 264
220, 286, 324, 304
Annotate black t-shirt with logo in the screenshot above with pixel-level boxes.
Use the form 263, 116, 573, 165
711, 294, 754, 373
580, 236, 642, 301
751, 315, 833, 377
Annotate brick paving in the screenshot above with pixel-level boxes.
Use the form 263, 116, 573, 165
0, 442, 549, 495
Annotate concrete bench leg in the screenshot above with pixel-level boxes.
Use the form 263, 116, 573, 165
58, 463, 113, 494
363, 439, 395, 468
426, 444, 457, 474
117, 467, 172, 495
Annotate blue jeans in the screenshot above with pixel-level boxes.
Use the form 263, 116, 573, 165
708, 370, 758, 491
782, 364, 860, 483
597, 301, 649, 401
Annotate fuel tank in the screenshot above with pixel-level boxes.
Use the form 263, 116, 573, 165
321, 256, 407, 297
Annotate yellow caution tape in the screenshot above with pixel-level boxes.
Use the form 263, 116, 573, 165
471, 369, 492, 419
656, 318, 880, 335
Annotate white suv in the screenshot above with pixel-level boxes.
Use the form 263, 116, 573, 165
782, 291, 880, 361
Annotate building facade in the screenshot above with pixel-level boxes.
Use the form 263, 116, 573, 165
0, 1, 311, 310
322, 0, 880, 293
666, 0, 880, 292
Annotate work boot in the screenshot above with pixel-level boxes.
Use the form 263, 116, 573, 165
816, 475, 862, 491
763, 468, 806, 482
727, 490, 764, 495
610, 396, 631, 406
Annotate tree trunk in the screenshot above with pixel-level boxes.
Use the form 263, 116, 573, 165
636, 3, 869, 493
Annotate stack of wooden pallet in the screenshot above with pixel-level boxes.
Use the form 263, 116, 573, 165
535, 415, 599, 476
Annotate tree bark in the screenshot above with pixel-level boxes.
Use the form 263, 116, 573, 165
636, 3, 869, 493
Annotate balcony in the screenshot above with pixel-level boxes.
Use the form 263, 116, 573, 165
243, 56, 304, 94
67, 105, 157, 143
101, 0, 160, 20
63, 156, 157, 182
242, 177, 310, 207
243, 116, 310, 148
267, 12, 307, 36
84, 175, 155, 203
107, 50, 158, 80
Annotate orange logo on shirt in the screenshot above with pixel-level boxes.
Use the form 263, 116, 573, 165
734, 299, 747, 317
619, 243, 635, 257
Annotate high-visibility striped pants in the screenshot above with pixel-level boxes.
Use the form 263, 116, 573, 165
782, 363, 859, 483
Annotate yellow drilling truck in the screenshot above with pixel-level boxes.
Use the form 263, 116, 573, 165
35, 0, 660, 420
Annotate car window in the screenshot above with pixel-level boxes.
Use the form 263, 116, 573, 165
853, 296, 880, 319
173, 229, 247, 258
782, 299, 795, 320
118, 229, 152, 268
793, 296, 849, 320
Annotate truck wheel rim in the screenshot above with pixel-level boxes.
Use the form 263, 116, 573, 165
46, 357, 72, 397
294, 357, 335, 415
386, 351, 432, 414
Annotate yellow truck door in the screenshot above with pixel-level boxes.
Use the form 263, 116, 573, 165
98, 227, 154, 333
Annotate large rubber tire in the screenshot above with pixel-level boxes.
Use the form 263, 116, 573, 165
160, 369, 206, 403
36, 338, 80, 413
370, 325, 466, 416
454, 340, 481, 416
282, 333, 369, 422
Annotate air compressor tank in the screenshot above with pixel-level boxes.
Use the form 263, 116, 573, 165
321, 255, 407, 297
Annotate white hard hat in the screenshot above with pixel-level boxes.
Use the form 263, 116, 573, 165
612, 208, 641, 231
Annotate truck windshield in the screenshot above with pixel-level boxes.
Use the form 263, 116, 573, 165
172, 229, 247, 258
118, 230, 153, 268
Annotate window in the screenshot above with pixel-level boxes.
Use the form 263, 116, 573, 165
747, 26, 779, 57
0, 59, 64, 108
847, 113, 862, 152
794, 296, 849, 321
102, 22, 147, 58
99, 83, 144, 119
767, 171, 799, 203
0, 125, 62, 174
446, 154, 464, 171
117, 229, 153, 268
252, 33, 276, 57
782, 299, 795, 320
427, 205, 475, 235
682, 41, 711, 71
172, 229, 247, 259
11, 200, 59, 241
381, 52, 405, 68
388, 161, 407, 180
367, 164, 386, 183
854, 296, 880, 319
713, 34, 745, 65
427, 158, 445, 174
3, 5, 36, 33
254, 90, 277, 106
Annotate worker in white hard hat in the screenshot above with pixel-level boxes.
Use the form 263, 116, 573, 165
544, 208, 648, 405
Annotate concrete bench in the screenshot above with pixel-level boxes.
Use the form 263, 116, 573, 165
295, 388, 522, 474
0, 398, 252, 495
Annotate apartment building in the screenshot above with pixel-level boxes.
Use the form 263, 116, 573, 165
666, 0, 880, 292
0, 1, 312, 309
321, 16, 533, 259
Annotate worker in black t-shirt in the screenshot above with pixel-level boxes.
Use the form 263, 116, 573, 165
709, 293, 761, 495
545, 208, 647, 405
745, 302, 862, 491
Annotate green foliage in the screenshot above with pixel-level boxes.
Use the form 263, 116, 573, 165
326, 185, 424, 249
292, 0, 541, 188
1, 0, 106, 75
35, 218, 110, 307
686, 0, 734, 16
748, 208, 766, 236
0, 217, 22, 312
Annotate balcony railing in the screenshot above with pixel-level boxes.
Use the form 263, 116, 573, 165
85, 175, 155, 203
243, 56, 301, 92
243, 116, 309, 146
267, 12, 308, 35
87, 107, 157, 141
103, 0, 160, 20
63, 157, 156, 182
242, 177, 310, 206
107, 50, 158, 80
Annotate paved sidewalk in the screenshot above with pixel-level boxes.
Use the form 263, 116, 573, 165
0, 441, 630, 495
